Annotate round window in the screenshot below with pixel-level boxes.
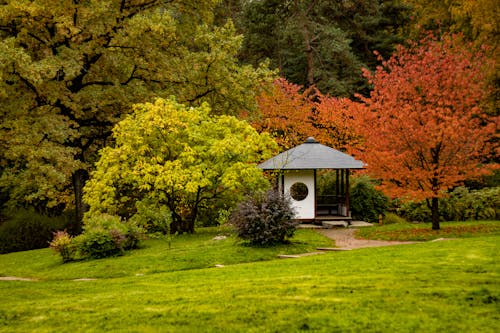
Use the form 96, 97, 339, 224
290, 182, 308, 201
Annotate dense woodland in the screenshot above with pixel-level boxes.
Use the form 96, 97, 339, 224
0, 1, 498, 248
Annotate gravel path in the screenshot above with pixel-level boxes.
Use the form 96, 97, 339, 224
317, 228, 418, 250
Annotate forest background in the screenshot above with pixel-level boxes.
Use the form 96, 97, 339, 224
0, 0, 498, 251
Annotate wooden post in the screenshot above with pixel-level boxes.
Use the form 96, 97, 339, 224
345, 169, 350, 217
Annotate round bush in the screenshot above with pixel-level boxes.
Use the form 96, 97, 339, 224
350, 176, 388, 223
231, 190, 297, 246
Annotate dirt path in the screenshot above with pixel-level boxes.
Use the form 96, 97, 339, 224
317, 228, 418, 250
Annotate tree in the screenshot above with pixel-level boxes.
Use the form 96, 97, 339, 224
251, 78, 361, 151
403, 0, 499, 46
351, 34, 498, 230
0, 0, 274, 228
83, 97, 277, 234
236, 0, 409, 96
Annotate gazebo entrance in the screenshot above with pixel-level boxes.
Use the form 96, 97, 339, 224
258, 137, 364, 222
316, 169, 351, 218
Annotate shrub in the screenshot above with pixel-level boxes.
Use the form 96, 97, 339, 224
51, 214, 143, 261
49, 231, 75, 262
129, 199, 172, 234
382, 213, 407, 225
350, 176, 388, 223
73, 229, 123, 259
398, 186, 500, 222
84, 213, 143, 250
397, 200, 431, 222
0, 209, 72, 254
230, 190, 297, 246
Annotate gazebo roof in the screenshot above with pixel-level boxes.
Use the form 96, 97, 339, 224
258, 137, 365, 170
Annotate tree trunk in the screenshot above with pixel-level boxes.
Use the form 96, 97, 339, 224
71, 169, 88, 234
295, 0, 315, 87
431, 197, 440, 230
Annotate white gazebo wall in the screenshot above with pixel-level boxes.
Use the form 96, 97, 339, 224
283, 170, 315, 219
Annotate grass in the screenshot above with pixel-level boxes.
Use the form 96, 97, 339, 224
356, 220, 500, 241
0, 227, 332, 281
1, 226, 499, 332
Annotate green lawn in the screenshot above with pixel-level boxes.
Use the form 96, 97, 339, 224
356, 220, 500, 241
1, 227, 499, 332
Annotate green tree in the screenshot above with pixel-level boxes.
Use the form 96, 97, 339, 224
403, 0, 499, 46
0, 0, 273, 228
83, 97, 277, 234
235, 0, 409, 96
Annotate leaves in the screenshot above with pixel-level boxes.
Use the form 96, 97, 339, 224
351, 33, 498, 202
0, 0, 274, 212
251, 78, 361, 151
83, 97, 278, 234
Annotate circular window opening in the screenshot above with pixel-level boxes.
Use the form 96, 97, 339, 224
290, 182, 308, 201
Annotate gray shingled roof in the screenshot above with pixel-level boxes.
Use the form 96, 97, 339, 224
258, 137, 365, 170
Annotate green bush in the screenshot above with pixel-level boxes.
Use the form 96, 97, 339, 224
73, 229, 123, 259
51, 214, 143, 261
0, 209, 72, 254
230, 190, 297, 246
129, 199, 172, 234
398, 187, 500, 222
350, 176, 388, 223
382, 213, 407, 225
397, 201, 431, 222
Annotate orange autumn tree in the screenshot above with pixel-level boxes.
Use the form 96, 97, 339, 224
352, 34, 498, 230
253, 78, 360, 151
252, 78, 317, 150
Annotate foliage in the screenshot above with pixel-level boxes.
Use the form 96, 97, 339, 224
1, 233, 499, 332
0, 0, 274, 220
251, 78, 361, 151
0, 227, 332, 280
403, 0, 499, 45
350, 176, 388, 223
237, 0, 410, 96
128, 199, 172, 235
351, 33, 498, 229
382, 212, 407, 225
231, 189, 297, 245
49, 230, 75, 263
356, 221, 500, 241
440, 186, 500, 221
0, 209, 70, 254
398, 187, 500, 222
53, 214, 142, 261
84, 97, 278, 234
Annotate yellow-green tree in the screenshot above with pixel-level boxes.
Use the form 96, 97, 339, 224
83, 98, 277, 234
403, 0, 499, 45
0, 0, 273, 227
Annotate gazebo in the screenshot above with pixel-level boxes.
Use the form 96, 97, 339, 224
258, 137, 365, 221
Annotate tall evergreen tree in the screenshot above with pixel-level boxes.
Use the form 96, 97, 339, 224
234, 0, 410, 96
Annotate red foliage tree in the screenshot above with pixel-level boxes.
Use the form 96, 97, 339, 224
352, 34, 499, 229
